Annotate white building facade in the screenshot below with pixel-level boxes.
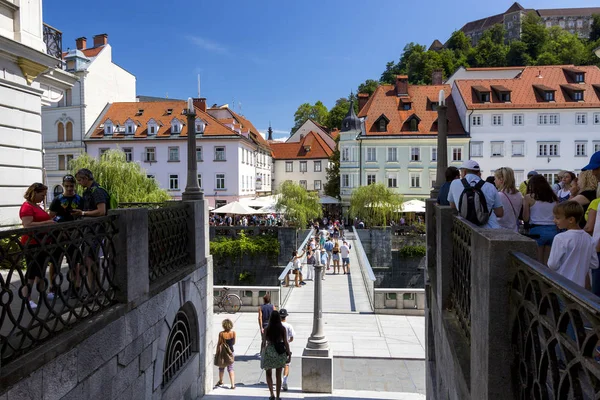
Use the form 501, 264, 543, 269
0, 0, 73, 227
42, 34, 136, 199
452, 65, 600, 184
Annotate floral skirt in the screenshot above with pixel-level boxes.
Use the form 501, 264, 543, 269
261, 343, 287, 370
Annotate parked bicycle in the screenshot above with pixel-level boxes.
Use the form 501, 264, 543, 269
214, 287, 242, 314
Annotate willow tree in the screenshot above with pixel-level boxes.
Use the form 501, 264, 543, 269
276, 181, 322, 228
70, 150, 170, 203
349, 183, 402, 227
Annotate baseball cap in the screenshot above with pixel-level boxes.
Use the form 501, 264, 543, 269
527, 170, 538, 178
582, 151, 600, 171
279, 309, 289, 317
458, 160, 480, 171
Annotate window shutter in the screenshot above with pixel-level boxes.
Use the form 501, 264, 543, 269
66, 122, 73, 141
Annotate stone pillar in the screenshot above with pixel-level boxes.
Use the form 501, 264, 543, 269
431, 103, 448, 199
302, 264, 333, 393
185, 200, 209, 266
109, 208, 149, 304
435, 206, 454, 310
182, 101, 203, 201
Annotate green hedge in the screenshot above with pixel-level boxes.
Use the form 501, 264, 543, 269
210, 232, 279, 264
399, 245, 426, 258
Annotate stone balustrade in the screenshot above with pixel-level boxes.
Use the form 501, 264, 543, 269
213, 286, 280, 312
374, 288, 425, 315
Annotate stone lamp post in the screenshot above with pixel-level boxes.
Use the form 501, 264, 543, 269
302, 263, 333, 393
431, 89, 448, 200
182, 97, 205, 201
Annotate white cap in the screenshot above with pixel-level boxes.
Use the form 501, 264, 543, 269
459, 160, 480, 171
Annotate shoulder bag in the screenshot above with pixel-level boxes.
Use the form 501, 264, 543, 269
213, 333, 234, 367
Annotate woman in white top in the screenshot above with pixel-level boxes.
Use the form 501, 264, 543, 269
557, 171, 576, 203
494, 167, 523, 232
523, 175, 558, 265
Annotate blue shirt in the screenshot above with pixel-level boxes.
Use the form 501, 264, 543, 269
437, 182, 451, 206
323, 241, 334, 252
447, 174, 503, 229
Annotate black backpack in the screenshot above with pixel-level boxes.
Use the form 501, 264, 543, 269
458, 178, 489, 226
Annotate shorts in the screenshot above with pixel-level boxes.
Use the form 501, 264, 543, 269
332, 253, 340, 261
529, 225, 558, 246
218, 354, 234, 373
342, 257, 350, 265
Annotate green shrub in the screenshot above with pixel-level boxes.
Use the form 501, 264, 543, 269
210, 232, 279, 264
0, 238, 25, 270
399, 245, 426, 258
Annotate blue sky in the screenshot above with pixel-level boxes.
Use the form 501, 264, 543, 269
43, 0, 598, 139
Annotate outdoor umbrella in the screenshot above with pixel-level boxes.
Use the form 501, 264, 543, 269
399, 200, 426, 213
211, 201, 257, 215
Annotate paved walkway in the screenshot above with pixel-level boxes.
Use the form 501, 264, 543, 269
204, 386, 425, 399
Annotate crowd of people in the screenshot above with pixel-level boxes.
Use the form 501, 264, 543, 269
209, 213, 283, 227
437, 151, 600, 297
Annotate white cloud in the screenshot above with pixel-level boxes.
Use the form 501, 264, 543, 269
187, 36, 231, 56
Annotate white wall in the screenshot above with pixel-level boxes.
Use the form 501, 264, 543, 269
273, 158, 329, 193
445, 67, 523, 86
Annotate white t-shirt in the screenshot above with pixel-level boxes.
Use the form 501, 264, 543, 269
282, 321, 295, 342
547, 229, 599, 287
447, 174, 503, 229
340, 244, 350, 258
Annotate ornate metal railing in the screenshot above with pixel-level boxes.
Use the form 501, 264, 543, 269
42, 23, 62, 64
212, 226, 278, 238
148, 204, 191, 283
118, 202, 179, 209
510, 252, 600, 400
0, 216, 119, 365
450, 216, 472, 340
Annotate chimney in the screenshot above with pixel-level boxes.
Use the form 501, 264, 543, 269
357, 93, 369, 112
193, 98, 207, 112
432, 69, 443, 85
395, 75, 408, 96
75, 37, 87, 50
93, 33, 108, 47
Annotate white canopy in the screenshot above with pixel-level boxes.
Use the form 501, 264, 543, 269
239, 194, 281, 208
319, 195, 340, 204
400, 199, 426, 213
256, 204, 284, 214
211, 201, 258, 215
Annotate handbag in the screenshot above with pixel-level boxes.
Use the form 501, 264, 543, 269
274, 342, 286, 355
213, 335, 234, 367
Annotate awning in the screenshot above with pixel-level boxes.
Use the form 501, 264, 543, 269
211, 201, 258, 215
319, 195, 340, 204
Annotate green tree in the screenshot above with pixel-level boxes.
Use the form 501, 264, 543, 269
470, 32, 508, 67
326, 98, 352, 130
357, 79, 379, 96
70, 149, 170, 203
349, 183, 402, 227
539, 27, 587, 65
506, 40, 533, 66
590, 14, 600, 42
324, 136, 340, 199
276, 181, 322, 228
291, 101, 329, 134
446, 30, 471, 56
380, 60, 402, 84
521, 11, 548, 60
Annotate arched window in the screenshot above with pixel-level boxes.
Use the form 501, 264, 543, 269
162, 302, 198, 386
57, 122, 65, 142
66, 121, 73, 141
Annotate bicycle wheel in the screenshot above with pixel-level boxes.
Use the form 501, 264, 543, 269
223, 294, 241, 314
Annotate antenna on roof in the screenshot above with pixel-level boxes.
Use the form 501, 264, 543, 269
166, 92, 169, 99
197, 74, 201, 97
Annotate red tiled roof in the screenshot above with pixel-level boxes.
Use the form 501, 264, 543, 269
226, 110, 271, 150
270, 131, 333, 160
455, 65, 600, 109
537, 7, 600, 17
357, 84, 465, 136
62, 46, 105, 59
88, 101, 236, 139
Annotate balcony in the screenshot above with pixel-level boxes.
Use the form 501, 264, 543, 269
43, 23, 62, 66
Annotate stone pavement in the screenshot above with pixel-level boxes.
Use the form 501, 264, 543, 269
204, 386, 425, 399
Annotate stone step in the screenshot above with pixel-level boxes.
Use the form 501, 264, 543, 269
203, 386, 426, 399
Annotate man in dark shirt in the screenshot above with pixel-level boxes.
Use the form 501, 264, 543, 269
437, 166, 460, 206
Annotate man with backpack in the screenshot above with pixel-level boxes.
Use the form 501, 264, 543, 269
447, 160, 504, 229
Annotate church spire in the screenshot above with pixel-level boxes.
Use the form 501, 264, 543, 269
341, 100, 361, 132
267, 122, 273, 141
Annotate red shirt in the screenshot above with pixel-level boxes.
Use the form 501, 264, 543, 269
19, 202, 51, 245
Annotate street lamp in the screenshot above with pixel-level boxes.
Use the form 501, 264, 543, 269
182, 97, 205, 201
431, 89, 448, 199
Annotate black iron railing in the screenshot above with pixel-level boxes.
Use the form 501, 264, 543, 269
118, 202, 179, 209
0, 216, 119, 365
451, 216, 472, 340
148, 204, 191, 283
43, 23, 62, 64
212, 226, 278, 238
510, 253, 600, 400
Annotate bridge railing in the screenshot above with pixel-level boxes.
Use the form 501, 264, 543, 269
277, 229, 313, 308
213, 286, 280, 312
374, 288, 425, 315
352, 226, 376, 311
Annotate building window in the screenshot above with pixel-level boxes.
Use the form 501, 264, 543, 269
285, 161, 293, 172
145, 147, 156, 162
594, 113, 600, 125
492, 115, 503, 126
171, 121, 181, 134
470, 142, 483, 157
575, 142, 587, 157
512, 114, 524, 126
214, 147, 226, 161
147, 174, 155, 180
196, 147, 202, 161
149, 124, 156, 135
169, 174, 179, 190
314, 161, 321, 172
559, 20, 565, 28
66, 122, 73, 141
342, 174, 349, 188
216, 174, 225, 189
168, 146, 180, 162
197, 174, 202, 188
538, 114, 559, 125
57, 122, 65, 142
573, 91, 584, 101
471, 115, 482, 126
127, 124, 134, 134
410, 147, 420, 162
123, 148, 133, 162
367, 174, 376, 185
58, 154, 73, 170
378, 119, 386, 132
594, 142, 600, 153
314, 180, 322, 190
409, 119, 418, 132
410, 173, 421, 188
431, 147, 438, 161
480, 92, 490, 103
341, 148, 350, 162
511, 141, 525, 156
500, 93, 511, 102
491, 142, 504, 157
104, 121, 113, 135
299, 180, 307, 189
388, 175, 397, 188
538, 142, 559, 157
576, 113, 587, 125
300, 161, 307, 172
577, 19, 583, 28
452, 148, 462, 161
546, 21, 552, 28
366, 147, 377, 162
387, 147, 398, 162
544, 91, 555, 102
